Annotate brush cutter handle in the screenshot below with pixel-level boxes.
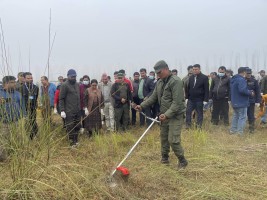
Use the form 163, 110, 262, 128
111, 117, 157, 176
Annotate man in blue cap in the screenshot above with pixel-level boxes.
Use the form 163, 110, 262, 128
59, 69, 81, 147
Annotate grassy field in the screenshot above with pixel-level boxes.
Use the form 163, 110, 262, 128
0, 112, 266, 199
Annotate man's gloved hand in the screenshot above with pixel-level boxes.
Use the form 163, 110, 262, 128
185, 99, 188, 105
255, 103, 260, 107
228, 101, 231, 105
53, 108, 57, 114
203, 101, 208, 106
84, 108, 89, 116
61, 111, 66, 119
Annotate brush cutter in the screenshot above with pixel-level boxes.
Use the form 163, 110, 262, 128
108, 115, 159, 186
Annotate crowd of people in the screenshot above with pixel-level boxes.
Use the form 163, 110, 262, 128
0, 60, 267, 168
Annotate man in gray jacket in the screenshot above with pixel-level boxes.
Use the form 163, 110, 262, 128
98, 73, 114, 131
59, 69, 81, 147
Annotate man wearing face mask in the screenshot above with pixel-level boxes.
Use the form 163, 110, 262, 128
79, 75, 90, 131
138, 68, 155, 126
59, 69, 81, 147
209, 66, 231, 125
230, 67, 255, 135
245, 68, 261, 133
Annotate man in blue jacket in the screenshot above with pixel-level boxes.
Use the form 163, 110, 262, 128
230, 67, 254, 135
245, 68, 261, 133
40, 76, 56, 124
138, 68, 155, 126
0, 76, 23, 161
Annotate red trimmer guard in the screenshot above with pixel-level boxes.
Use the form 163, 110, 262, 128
116, 166, 130, 176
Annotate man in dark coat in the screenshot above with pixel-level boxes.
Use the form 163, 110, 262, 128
59, 69, 81, 147
131, 72, 140, 126
22, 72, 39, 139
209, 66, 231, 125
185, 64, 209, 128
245, 68, 261, 133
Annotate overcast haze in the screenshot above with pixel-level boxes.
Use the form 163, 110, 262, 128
0, 0, 267, 81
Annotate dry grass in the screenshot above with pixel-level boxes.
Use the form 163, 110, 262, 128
0, 112, 266, 199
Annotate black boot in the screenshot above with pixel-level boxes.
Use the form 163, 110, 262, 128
178, 155, 188, 169
161, 154, 169, 164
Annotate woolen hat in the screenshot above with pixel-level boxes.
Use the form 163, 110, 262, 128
67, 69, 77, 77
154, 60, 168, 73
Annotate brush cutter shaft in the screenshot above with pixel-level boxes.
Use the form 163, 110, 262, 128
111, 117, 157, 176
140, 112, 160, 123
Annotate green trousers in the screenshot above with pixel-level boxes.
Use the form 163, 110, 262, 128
160, 115, 184, 158
114, 103, 130, 131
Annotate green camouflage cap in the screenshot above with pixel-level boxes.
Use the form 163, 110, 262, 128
154, 60, 168, 73
117, 72, 124, 78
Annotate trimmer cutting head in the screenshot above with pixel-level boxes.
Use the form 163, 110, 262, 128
107, 166, 130, 188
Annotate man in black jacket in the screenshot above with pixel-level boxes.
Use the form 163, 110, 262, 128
209, 66, 231, 125
131, 72, 140, 126
59, 69, 81, 147
185, 64, 209, 128
138, 68, 155, 126
245, 68, 261, 133
22, 72, 39, 139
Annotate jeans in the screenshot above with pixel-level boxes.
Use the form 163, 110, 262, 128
230, 107, 247, 134
261, 106, 267, 123
186, 100, 204, 127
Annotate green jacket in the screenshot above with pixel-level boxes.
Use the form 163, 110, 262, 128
141, 73, 185, 119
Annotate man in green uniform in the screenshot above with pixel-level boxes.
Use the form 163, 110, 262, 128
135, 60, 188, 169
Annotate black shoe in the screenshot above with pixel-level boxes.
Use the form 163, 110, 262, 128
161, 155, 169, 164
178, 156, 188, 169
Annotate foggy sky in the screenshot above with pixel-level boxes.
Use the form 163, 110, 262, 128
0, 0, 267, 82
